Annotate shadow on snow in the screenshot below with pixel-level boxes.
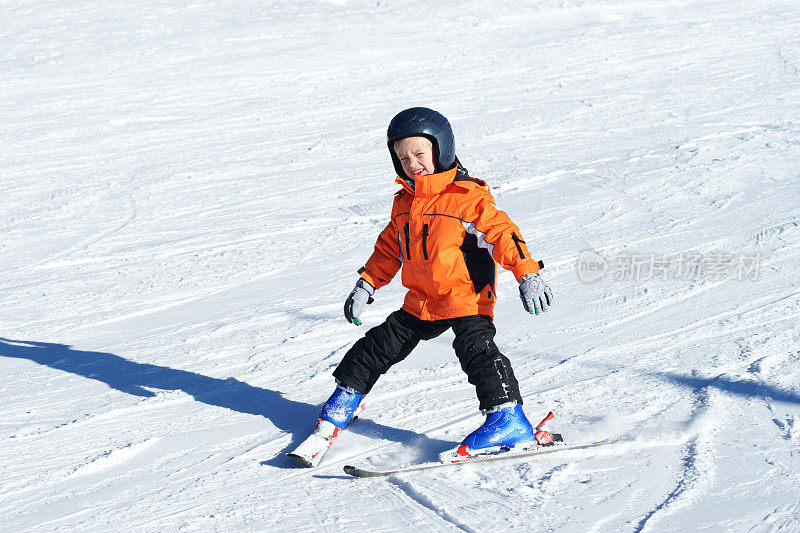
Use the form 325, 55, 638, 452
0, 337, 452, 468
662, 371, 800, 405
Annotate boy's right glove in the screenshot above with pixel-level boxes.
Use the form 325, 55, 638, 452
344, 278, 375, 326
518, 273, 553, 316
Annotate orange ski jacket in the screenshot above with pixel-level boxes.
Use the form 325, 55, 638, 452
358, 165, 542, 321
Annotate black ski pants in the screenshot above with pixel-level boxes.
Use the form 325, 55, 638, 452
332, 309, 523, 411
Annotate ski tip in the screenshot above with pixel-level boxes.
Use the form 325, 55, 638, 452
286, 453, 314, 468
343, 464, 386, 478
343, 464, 368, 477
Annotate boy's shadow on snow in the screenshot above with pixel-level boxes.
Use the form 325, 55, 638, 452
0, 338, 451, 468
661, 371, 800, 405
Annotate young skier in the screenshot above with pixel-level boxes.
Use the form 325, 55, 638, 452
289, 107, 554, 467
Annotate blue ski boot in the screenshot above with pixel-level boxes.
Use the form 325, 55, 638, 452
441, 403, 543, 460
319, 382, 366, 429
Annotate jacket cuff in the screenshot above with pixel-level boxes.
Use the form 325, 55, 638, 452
512, 259, 543, 282
357, 267, 380, 290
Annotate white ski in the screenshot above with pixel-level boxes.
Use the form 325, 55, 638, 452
343, 437, 618, 478
287, 401, 366, 467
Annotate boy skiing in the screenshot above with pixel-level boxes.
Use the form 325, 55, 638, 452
289, 107, 554, 467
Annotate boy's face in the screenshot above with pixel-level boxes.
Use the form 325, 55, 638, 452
394, 136, 436, 179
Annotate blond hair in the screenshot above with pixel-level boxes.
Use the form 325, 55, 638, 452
393, 136, 433, 154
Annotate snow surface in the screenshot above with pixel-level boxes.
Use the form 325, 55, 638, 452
2, 0, 800, 530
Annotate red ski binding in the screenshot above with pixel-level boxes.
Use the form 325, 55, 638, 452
534, 411, 555, 445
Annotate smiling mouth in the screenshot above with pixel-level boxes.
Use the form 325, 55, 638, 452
411, 168, 427, 176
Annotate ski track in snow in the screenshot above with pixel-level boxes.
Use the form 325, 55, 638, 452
632, 385, 719, 532
3, 0, 800, 530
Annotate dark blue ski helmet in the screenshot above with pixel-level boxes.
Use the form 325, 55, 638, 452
387, 107, 456, 178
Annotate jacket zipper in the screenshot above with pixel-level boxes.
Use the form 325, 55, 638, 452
403, 222, 411, 260
422, 224, 429, 260
511, 232, 526, 259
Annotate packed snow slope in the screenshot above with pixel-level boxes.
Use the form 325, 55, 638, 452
2, 0, 800, 530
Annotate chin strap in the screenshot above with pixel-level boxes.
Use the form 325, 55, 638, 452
454, 158, 468, 178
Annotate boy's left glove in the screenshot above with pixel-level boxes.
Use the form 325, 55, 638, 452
344, 278, 375, 326
519, 273, 553, 316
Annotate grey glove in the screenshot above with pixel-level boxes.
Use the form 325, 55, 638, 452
519, 273, 553, 315
344, 279, 375, 325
